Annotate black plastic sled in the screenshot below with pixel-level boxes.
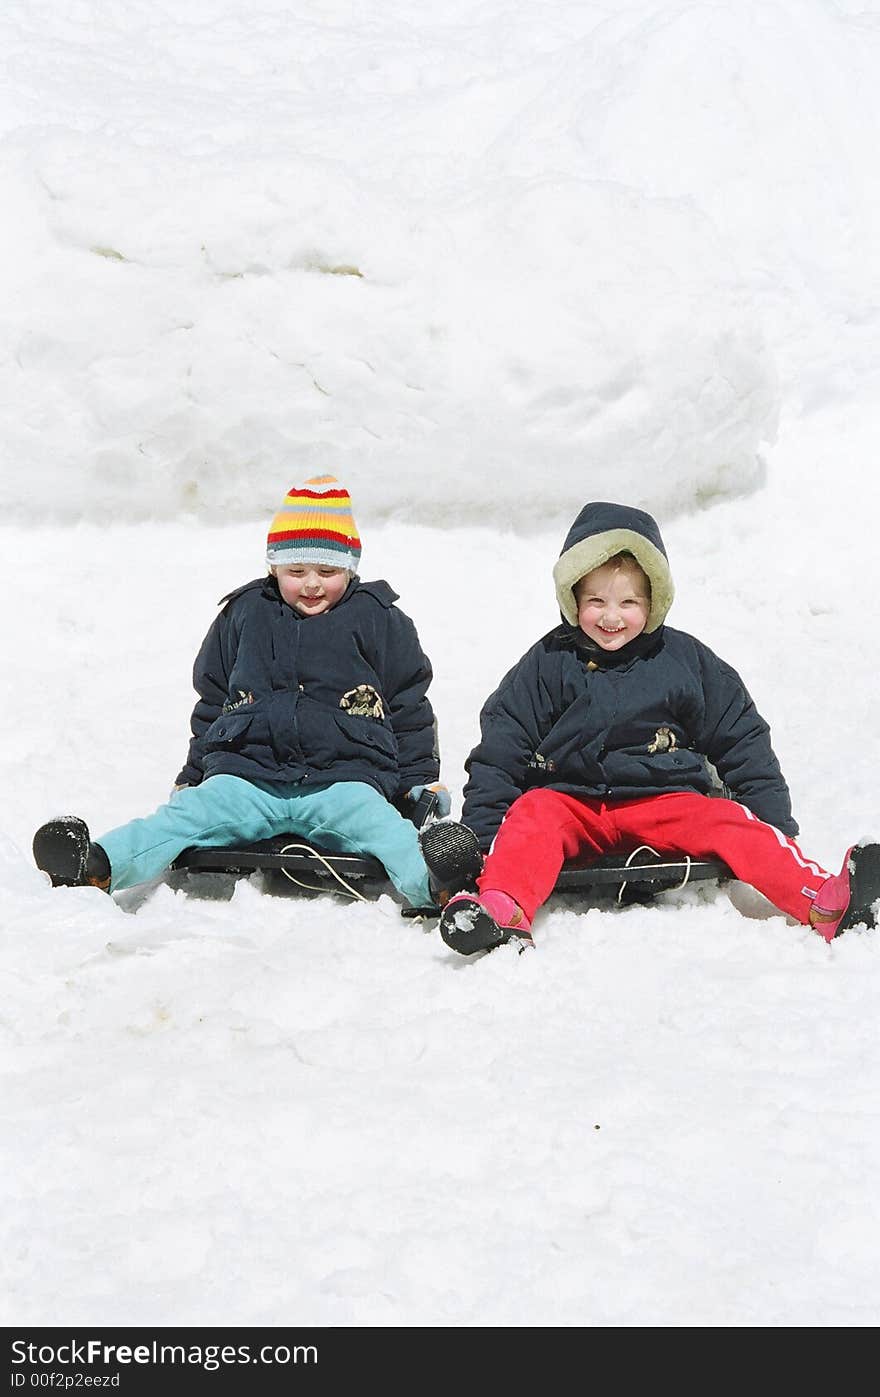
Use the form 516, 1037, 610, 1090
171, 834, 732, 911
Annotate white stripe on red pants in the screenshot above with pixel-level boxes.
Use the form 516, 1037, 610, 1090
477, 789, 830, 924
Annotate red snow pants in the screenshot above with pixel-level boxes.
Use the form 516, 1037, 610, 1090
477, 790, 831, 924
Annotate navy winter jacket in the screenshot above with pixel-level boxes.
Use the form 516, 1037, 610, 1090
176, 575, 440, 802
462, 501, 797, 847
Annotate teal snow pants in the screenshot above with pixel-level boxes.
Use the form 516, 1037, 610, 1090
97, 774, 433, 906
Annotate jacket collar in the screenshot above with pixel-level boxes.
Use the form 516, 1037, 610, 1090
557, 622, 663, 668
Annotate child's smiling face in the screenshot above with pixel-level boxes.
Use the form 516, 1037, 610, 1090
274, 565, 350, 615
574, 555, 651, 651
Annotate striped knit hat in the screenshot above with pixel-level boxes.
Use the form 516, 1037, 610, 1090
266, 475, 362, 572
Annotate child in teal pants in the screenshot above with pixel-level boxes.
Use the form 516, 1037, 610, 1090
33, 475, 450, 909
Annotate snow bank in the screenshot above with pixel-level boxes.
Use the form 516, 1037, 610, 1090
0, 134, 776, 527
0, 3, 796, 526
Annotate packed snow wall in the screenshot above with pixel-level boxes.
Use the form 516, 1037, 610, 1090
2, 1, 879, 529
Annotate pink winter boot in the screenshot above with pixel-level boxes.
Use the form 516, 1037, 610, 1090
439, 889, 533, 956
810, 842, 880, 942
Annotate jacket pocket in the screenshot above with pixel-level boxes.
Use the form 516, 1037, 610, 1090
630, 748, 709, 787
333, 708, 398, 758
203, 709, 254, 747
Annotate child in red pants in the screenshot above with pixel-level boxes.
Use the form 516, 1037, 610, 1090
421, 501, 880, 954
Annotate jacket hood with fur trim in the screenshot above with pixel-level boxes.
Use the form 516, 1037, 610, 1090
552, 501, 674, 633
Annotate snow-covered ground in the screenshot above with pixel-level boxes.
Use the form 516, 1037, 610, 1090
3, 0, 880, 1329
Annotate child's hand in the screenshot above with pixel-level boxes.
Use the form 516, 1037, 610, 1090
408, 782, 452, 818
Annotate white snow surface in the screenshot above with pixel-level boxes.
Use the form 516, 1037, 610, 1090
3, 0, 880, 1329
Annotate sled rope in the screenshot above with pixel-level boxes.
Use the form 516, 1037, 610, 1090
277, 842, 370, 902
617, 845, 693, 903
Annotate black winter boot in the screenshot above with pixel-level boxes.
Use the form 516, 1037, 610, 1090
418, 819, 484, 907
834, 842, 880, 936
439, 891, 534, 956
33, 817, 111, 891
